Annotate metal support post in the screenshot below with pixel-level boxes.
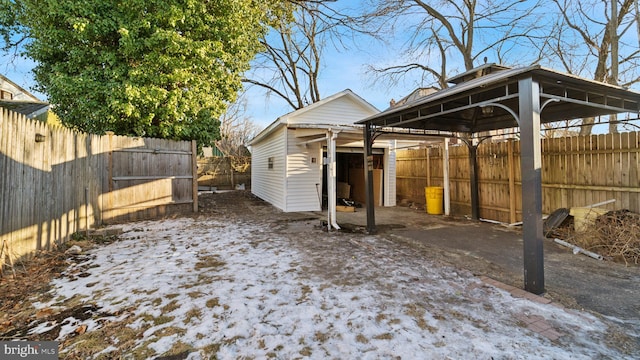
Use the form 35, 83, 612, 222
363, 123, 376, 234
519, 77, 545, 295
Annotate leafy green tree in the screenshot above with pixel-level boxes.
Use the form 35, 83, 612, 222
0, 0, 283, 146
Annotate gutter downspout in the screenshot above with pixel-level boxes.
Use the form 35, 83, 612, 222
327, 129, 341, 230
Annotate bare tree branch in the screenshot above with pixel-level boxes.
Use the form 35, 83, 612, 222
244, 2, 348, 110
550, 0, 639, 135
216, 95, 261, 157
353, 0, 551, 99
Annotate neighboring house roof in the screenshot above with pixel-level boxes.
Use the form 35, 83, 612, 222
0, 74, 50, 118
446, 63, 511, 85
386, 64, 511, 110
250, 89, 379, 145
0, 74, 41, 102
388, 87, 439, 109
0, 100, 50, 118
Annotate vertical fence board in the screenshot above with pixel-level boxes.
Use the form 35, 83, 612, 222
619, 133, 629, 209
191, 141, 198, 212
0, 110, 8, 252
629, 132, 638, 211
23, 119, 37, 252
13, 112, 26, 255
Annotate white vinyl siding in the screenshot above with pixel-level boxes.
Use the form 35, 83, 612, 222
251, 126, 287, 211
384, 146, 397, 206
251, 89, 417, 213
285, 130, 323, 211
291, 96, 377, 126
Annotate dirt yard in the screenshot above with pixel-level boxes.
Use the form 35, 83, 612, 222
1, 191, 638, 359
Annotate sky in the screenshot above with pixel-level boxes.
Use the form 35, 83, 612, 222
29, 215, 639, 358
1, 52, 41, 95
0, 0, 411, 131
1, 0, 428, 132
2, 0, 639, 133
0, 24, 409, 131
243, 47, 407, 129
240, 20, 418, 130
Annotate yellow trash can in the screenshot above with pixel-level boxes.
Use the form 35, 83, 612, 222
569, 207, 608, 232
425, 186, 444, 215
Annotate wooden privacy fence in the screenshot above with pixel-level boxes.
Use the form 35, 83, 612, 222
197, 156, 251, 190
396, 132, 640, 223
1, 109, 197, 268
105, 134, 197, 222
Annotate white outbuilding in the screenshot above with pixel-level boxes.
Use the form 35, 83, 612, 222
250, 89, 406, 228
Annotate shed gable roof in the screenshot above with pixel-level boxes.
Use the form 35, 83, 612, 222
250, 89, 379, 145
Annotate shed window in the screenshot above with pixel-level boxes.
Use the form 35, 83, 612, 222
0, 90, 12, 100
268, 157, 274, 170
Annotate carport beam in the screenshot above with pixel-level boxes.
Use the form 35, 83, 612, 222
519, 77, 545, 295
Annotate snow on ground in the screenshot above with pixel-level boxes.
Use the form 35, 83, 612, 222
33, 216, 637, 359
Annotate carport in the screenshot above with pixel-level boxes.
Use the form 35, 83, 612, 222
358, 64, 640, 294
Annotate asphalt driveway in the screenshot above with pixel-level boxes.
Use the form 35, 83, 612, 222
333, 205, 640, 333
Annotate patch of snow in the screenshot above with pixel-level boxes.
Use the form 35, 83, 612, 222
37, 217, 638, 359
56, 317, 82, 341
28, 321, 58, 335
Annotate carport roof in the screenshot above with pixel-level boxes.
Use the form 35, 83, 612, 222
357, 64, 640, 295
357, 64, 640, 134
